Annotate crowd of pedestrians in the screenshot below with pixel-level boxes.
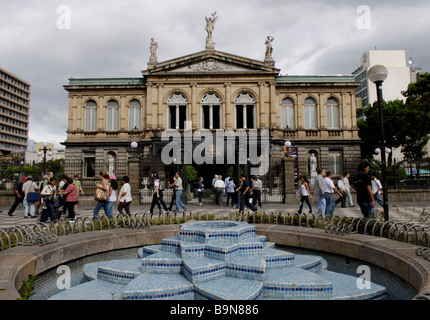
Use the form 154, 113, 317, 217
4, 161, 383, 222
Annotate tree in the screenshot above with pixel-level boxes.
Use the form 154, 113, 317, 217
400, 72, 430, 161
357, 99, 405, 165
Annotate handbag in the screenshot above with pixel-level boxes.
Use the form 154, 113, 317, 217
94, 188, 108, 201
28, 192, 40, 202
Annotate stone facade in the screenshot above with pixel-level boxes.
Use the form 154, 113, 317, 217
62, 48, 362, 202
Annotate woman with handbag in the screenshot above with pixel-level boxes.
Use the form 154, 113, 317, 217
40, 178, 57, 223
93, 172, 111, 220
63, 177, 78, 221
22, 175, 40, 218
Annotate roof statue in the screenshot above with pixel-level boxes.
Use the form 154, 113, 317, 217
148, 38, 158, 67
205, 12, 218, 50
264, 36, 275, 66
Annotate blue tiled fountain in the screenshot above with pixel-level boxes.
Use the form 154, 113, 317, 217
49, 220, 386, 300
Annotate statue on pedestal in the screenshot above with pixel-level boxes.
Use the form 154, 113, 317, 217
264, 36, 275, 65
205, 12, 218, 50
148, 38, 158, 65
309, 153, 317, 186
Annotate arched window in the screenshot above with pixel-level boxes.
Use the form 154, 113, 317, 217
235, 93, 255, 129
201, 93, 222, 129
85, 100, 97, 131
129, 99, 141, 130
106, 100, 119, 131
282, 98, 295, 129
167, 93, 188, 130
304, 98, 317, 129
326, 98, 340, 129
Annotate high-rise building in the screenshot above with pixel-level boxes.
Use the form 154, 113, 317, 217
0, 68, 30, 155
353, 50, 411, 120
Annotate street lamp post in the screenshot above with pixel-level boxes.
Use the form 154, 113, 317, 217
368, 65, 389, 221
37, 142, 54, 175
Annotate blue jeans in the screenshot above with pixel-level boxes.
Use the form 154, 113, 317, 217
175, 190, 187, 212
106, 201, 116, 217
317, 195, 326, 216
23, 199, 36, 217
93, 201, 110, 219
374, 193, 384, 207
324, 193, 335, 217
359, 202, 374, 219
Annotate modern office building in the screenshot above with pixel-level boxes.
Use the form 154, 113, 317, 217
0, 68, 30, 155
353, 50, 412, 120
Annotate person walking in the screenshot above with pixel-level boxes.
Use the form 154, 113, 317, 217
214, 175, 225, 207
107, 175, 118, 217
22, 175, 39, 218
118, 176, 132, 216
212, 174, 219, 205
343, 173, 355, 207
167, 175, 176, 211
226, 178, 236, 207
93, 172, 111, 220
370, 173, 384, 211
58, 175, 69, 219
171, 172, 187, 214
323, 171, 342, 217
63, 177, 78, 221
251, 175, 263, 208
40, 177, 57, 223
335, 175, 347, 208
354, 162, 375, 219
235, 179, 243, 209
313, 169, 326, 216
148, 174, 168, 218
73, 174, 85, 216
238, 175, 257, 214
7, 176, 27, 216
197, 177, 204, 206
297, 176, 313, 214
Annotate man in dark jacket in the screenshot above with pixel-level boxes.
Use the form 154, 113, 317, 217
7, 176, 27, 216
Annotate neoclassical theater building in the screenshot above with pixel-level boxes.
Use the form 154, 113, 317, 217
63, 17, 361, 201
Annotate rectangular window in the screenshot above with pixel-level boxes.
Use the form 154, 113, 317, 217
107, 107, 119, 131
282, 106, 295, 129
327, 105, 340, 129
85, 107, 97, 131
329, 150, 342, 176
129, 107, 141, 130
304, 105, 317, 129
83, 152, 96, 178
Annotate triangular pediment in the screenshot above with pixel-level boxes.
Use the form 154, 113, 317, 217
142, 50, 280, 76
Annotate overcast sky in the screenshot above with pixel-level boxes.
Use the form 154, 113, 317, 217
1, 0, 429, 150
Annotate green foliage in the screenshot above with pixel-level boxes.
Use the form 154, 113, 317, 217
181, 165, 198, 182
17, 274, 36, 300
357, 99, 405, 162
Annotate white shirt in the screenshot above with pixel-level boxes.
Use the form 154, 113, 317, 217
337, 179, 346, 192
119, 183, 132, 202
214, 179, 225, 188
371, 178, 382, 195
300, 184, 309, 196
343, 177, 351, 190
323, 177, 335, 194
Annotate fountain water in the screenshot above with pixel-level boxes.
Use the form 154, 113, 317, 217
49, 220, 386, 300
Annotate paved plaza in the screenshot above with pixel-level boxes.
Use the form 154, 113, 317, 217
0, 198, 429, 229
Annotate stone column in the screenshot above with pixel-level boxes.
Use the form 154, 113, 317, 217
224, 82, 232, 128
157, 83, 164, 130
128, 157, 141, 205
284, 158, 296, 204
